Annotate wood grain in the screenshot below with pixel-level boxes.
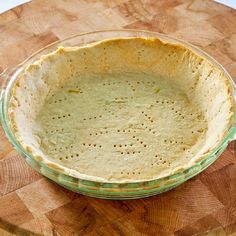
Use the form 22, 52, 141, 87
0, 0, 236, 235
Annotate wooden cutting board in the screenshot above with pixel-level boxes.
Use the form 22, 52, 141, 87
1, 0, 236, 235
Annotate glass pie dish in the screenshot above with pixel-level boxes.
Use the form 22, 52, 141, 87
0, 29, 235, 199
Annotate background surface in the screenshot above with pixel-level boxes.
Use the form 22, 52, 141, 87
0, 0, 236, 13
0, 0, 236, 235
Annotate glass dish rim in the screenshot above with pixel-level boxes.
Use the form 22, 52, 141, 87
0, 29, 236, 187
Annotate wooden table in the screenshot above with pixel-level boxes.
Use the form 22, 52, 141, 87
0, 0, 236, 235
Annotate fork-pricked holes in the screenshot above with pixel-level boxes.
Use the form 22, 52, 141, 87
145, 127, 156, 135
59, 153, 80, 161
102, 81, 121, 86
113, 143, 134, 148
121, 171, 141, 175
48, 97, 67, 104
114, 97, 129, 103
156, 99, 175, 105
89, 130, 109, 136
82, 143, 102, 148
46, 128, 65, 134
52, 113, 71, 120
151, 158, 167, 167
163, 139, 188, 152
83, 115, 102, 121
120, 151, 136, 155
131, 135, 147, 148
141, 112, 154, 123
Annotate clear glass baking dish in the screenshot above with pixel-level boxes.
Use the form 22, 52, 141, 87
0, 29, 236, 199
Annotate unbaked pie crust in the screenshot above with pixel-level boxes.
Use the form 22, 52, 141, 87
9, 38, 233, 182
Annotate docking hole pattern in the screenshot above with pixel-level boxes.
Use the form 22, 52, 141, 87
37, 72, 207, 180
11, 38, 231, 182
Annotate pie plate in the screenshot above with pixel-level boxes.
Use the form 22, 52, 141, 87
0, 30, 235, 199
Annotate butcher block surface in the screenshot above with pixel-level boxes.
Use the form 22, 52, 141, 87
1, 0, 236, 235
